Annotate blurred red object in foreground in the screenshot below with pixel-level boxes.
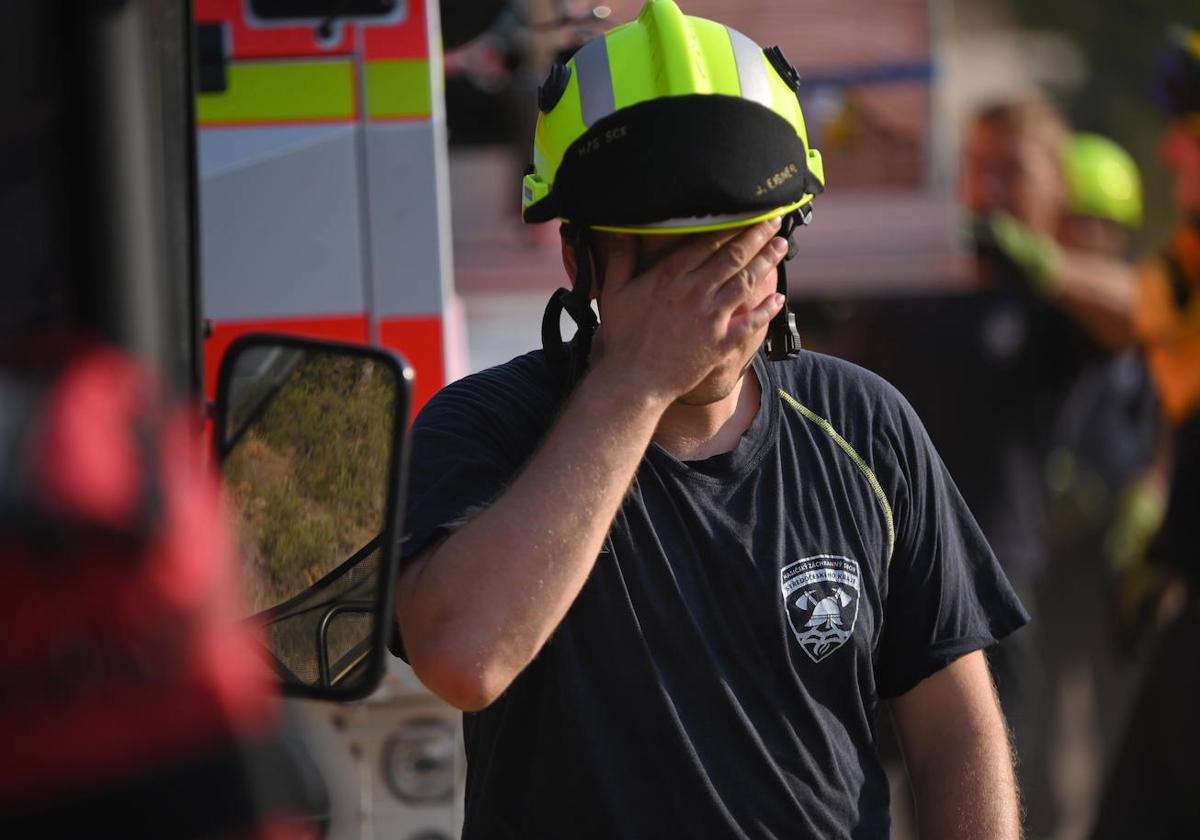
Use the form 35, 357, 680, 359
0, 337, 315, 839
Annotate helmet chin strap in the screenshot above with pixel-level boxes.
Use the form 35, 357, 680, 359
542, 223, 599, 390
765, 207, 810, 361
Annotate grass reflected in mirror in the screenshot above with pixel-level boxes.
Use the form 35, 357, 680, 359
223, 349, 396, 687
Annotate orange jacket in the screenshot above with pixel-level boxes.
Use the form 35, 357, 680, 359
1136, 223, 1200, 424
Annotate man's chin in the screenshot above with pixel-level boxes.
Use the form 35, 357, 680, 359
675, 386, 736, 407
675, 357, 758, 407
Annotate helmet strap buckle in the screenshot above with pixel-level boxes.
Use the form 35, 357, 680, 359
542, 224, 600, 390
765, 211, 804, 361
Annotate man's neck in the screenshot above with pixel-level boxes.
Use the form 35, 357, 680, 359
653, 366, 762, 462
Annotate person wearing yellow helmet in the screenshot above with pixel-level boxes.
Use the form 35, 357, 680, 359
1093, 26, 1200, 840
1053, 132, 1159, 630
1052, 133, 1157, 613
1029, 129, 1162, 836
392, 3, 1025, 837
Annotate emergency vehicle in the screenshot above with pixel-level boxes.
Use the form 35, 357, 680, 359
193, 3, 478, 838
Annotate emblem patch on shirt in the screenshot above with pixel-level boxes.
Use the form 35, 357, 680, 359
781, 555, 861, 663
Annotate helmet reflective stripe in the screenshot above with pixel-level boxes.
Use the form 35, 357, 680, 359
575, 23, 771, 126
728, 26, 773, 109
575, 38, 615, 127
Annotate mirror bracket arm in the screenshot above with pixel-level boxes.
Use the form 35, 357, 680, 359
316, 601, 376, 688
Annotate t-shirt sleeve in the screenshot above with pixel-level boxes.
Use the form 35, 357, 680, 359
399, 359, 558, 563
401, 400, 513, 565
873, 387, 1030, 699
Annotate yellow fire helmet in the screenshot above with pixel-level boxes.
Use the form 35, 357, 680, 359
1065, 133, 1143, 229
527, 0, 826, 377
522, 0, 825, 234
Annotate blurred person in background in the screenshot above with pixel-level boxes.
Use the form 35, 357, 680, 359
853, 97, 1140, 839
966, 102, 1138, 352
1092, 25, 1200, 840
392, 3, 1027, 838
962, 99, 1133, 840
1038, 131, 1160, 834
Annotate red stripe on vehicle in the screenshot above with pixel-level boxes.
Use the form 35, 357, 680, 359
363, 0, 427, 60
194, 0, 428, 61
195, 0, 355, 59
203, 314, 370, 400
379, 314, 444, 418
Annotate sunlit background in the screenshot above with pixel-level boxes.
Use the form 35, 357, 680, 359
446, 0, 1193, 369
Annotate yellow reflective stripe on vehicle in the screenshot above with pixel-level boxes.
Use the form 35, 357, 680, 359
778, 389, 896, 565
364, 59, 432, 119
197, 60, 356, 124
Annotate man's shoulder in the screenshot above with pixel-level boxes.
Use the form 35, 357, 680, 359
773, 350, 912, 420
431, 348, 553, 399
770, 350, 929, 477
416, 349, 560, 430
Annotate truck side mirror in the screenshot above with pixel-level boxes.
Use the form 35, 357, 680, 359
215, 334, 412, 701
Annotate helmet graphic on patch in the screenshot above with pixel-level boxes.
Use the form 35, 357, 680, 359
781, 555, 861, 662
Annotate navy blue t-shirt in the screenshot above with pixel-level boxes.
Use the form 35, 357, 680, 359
394, 349, 1027, 839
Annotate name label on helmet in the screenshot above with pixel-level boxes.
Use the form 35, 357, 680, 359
755, 162, 800, 197
577, 124, 628, 158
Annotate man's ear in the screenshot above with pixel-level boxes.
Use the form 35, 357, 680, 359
560, 236, 578, 285
561, 234, 603, 301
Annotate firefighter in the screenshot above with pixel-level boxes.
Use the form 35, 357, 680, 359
1092, 26, 1200, 840
1054, 132, 1165, 647
391, 2, 1027, 837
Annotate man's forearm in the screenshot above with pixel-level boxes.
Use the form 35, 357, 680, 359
396, 220, 786, 710
1052, 250, 1137, 350
907, 723, 1021, 840
396, 361, 669, 710
891, 652, 1021, 840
